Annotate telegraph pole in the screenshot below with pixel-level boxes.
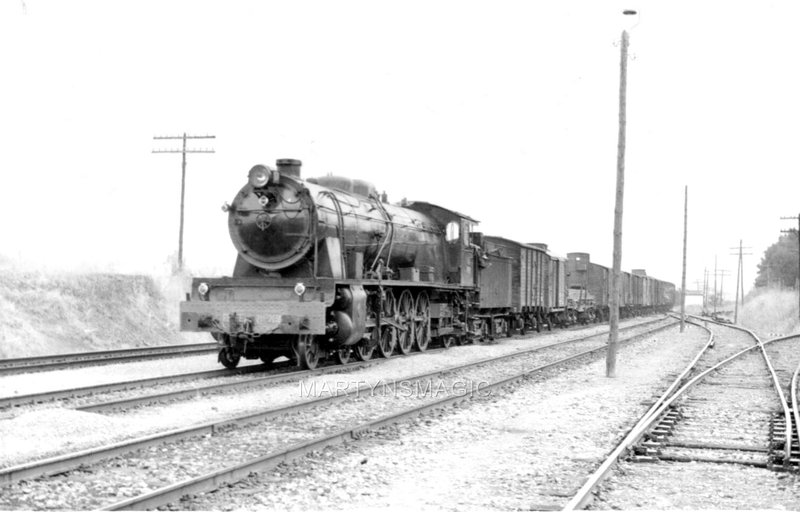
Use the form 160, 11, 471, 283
153, 133, 216, 272
710, 257, 730, 314
780, 213, 800, 319
711, 266, 730, 314
702, 268, 708, 312
680, 186, 688, 332
729, 240, 752, 323
607, 10, 638, 378
713, 256, 718, 314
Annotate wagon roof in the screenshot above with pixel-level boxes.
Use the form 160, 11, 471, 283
483, 235, 548, 252
402, 201, 480, 224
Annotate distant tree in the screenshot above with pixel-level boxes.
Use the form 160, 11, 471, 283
755, 230, 799, 288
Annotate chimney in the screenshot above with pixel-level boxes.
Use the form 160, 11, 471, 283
276, 158, 302, 178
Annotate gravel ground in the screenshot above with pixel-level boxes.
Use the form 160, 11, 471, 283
593, 462, 800, 509
590, 326, 800, 510
0, 321, 674, 510
0, 318, 659, 468
176, 323, 713, 511
651, 352, 778, 468
0, 320, 658, 400
765, 335, 800, 395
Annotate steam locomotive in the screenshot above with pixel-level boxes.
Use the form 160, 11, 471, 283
180, 159, 675, 370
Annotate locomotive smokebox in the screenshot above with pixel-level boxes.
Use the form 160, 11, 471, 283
277, 158, 302, 178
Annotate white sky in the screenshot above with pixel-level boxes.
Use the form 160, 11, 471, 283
1, 1, 798, 299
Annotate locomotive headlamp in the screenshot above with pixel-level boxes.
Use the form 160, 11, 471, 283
198, 282, 209, 297
248, 165, 272, 188
294, 282, 306, 297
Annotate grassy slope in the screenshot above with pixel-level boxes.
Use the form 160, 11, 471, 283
0, 270, 195, 358
738, 288, 800, 337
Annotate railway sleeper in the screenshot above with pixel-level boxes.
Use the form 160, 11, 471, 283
632, 441, 663, 458
767, 415, 800, 471
629, 455, 660, 463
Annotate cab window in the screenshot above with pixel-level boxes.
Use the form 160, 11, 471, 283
445, 221, 460, 243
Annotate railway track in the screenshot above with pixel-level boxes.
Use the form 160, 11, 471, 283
0, 316, 660, 412
0, 317, 675, 510
28, 319, 669, 417
0, 343, 218, 376
71, 350, 441, 413
763, 333, 800, 470
564, 318, 797, 510
0, 365, 272, 410
73, 319, 666, 414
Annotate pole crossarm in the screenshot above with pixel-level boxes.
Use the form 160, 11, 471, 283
152, 149, 215, 153
728, 240, 752, 323
152, 132, 216, 272
153, 134, 216, 140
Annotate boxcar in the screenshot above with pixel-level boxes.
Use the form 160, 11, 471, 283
481, 236, 557, 332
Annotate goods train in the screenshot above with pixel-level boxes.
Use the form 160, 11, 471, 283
180, 159, 675, 370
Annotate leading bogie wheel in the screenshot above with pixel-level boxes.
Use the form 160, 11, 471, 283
396, 290, 414, 355
296, 334, 321, 370
334, 346, 351, 365
218, 347, 241, 369
414, 292, 431, 351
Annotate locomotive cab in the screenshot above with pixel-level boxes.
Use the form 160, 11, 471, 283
402, 201, 478, 287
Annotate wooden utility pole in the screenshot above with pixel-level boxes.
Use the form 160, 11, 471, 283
711, 265, 730, 313
713, 256, 718, 313
729, 240, 752, 324
680, 186, 688, 332
702, 268, 708, 311
153, 133, 216, 272
607, 25, 631, 378
780, 213, 800, 320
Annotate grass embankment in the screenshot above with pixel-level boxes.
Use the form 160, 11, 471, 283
738, 288, 800, 337
0, 270, 195, 358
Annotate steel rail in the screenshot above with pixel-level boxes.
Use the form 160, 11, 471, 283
1, 317, 662, 408
0, 365, 271, 409
563, 319, 779, 510
0, 343, 218, 376
74, 348, 443, 413
754, 334, 794, 468
0, 318, 674, 488
693, 316, 794, 467
760, 333, 800, 467
0, 315, 651, 376
632, 319, 715, 438
99, 318, 676, 510
1, 352, 441, 483
76, 318, 669, 413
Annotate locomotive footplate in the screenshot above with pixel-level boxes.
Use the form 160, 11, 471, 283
180, 300, 327, 335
